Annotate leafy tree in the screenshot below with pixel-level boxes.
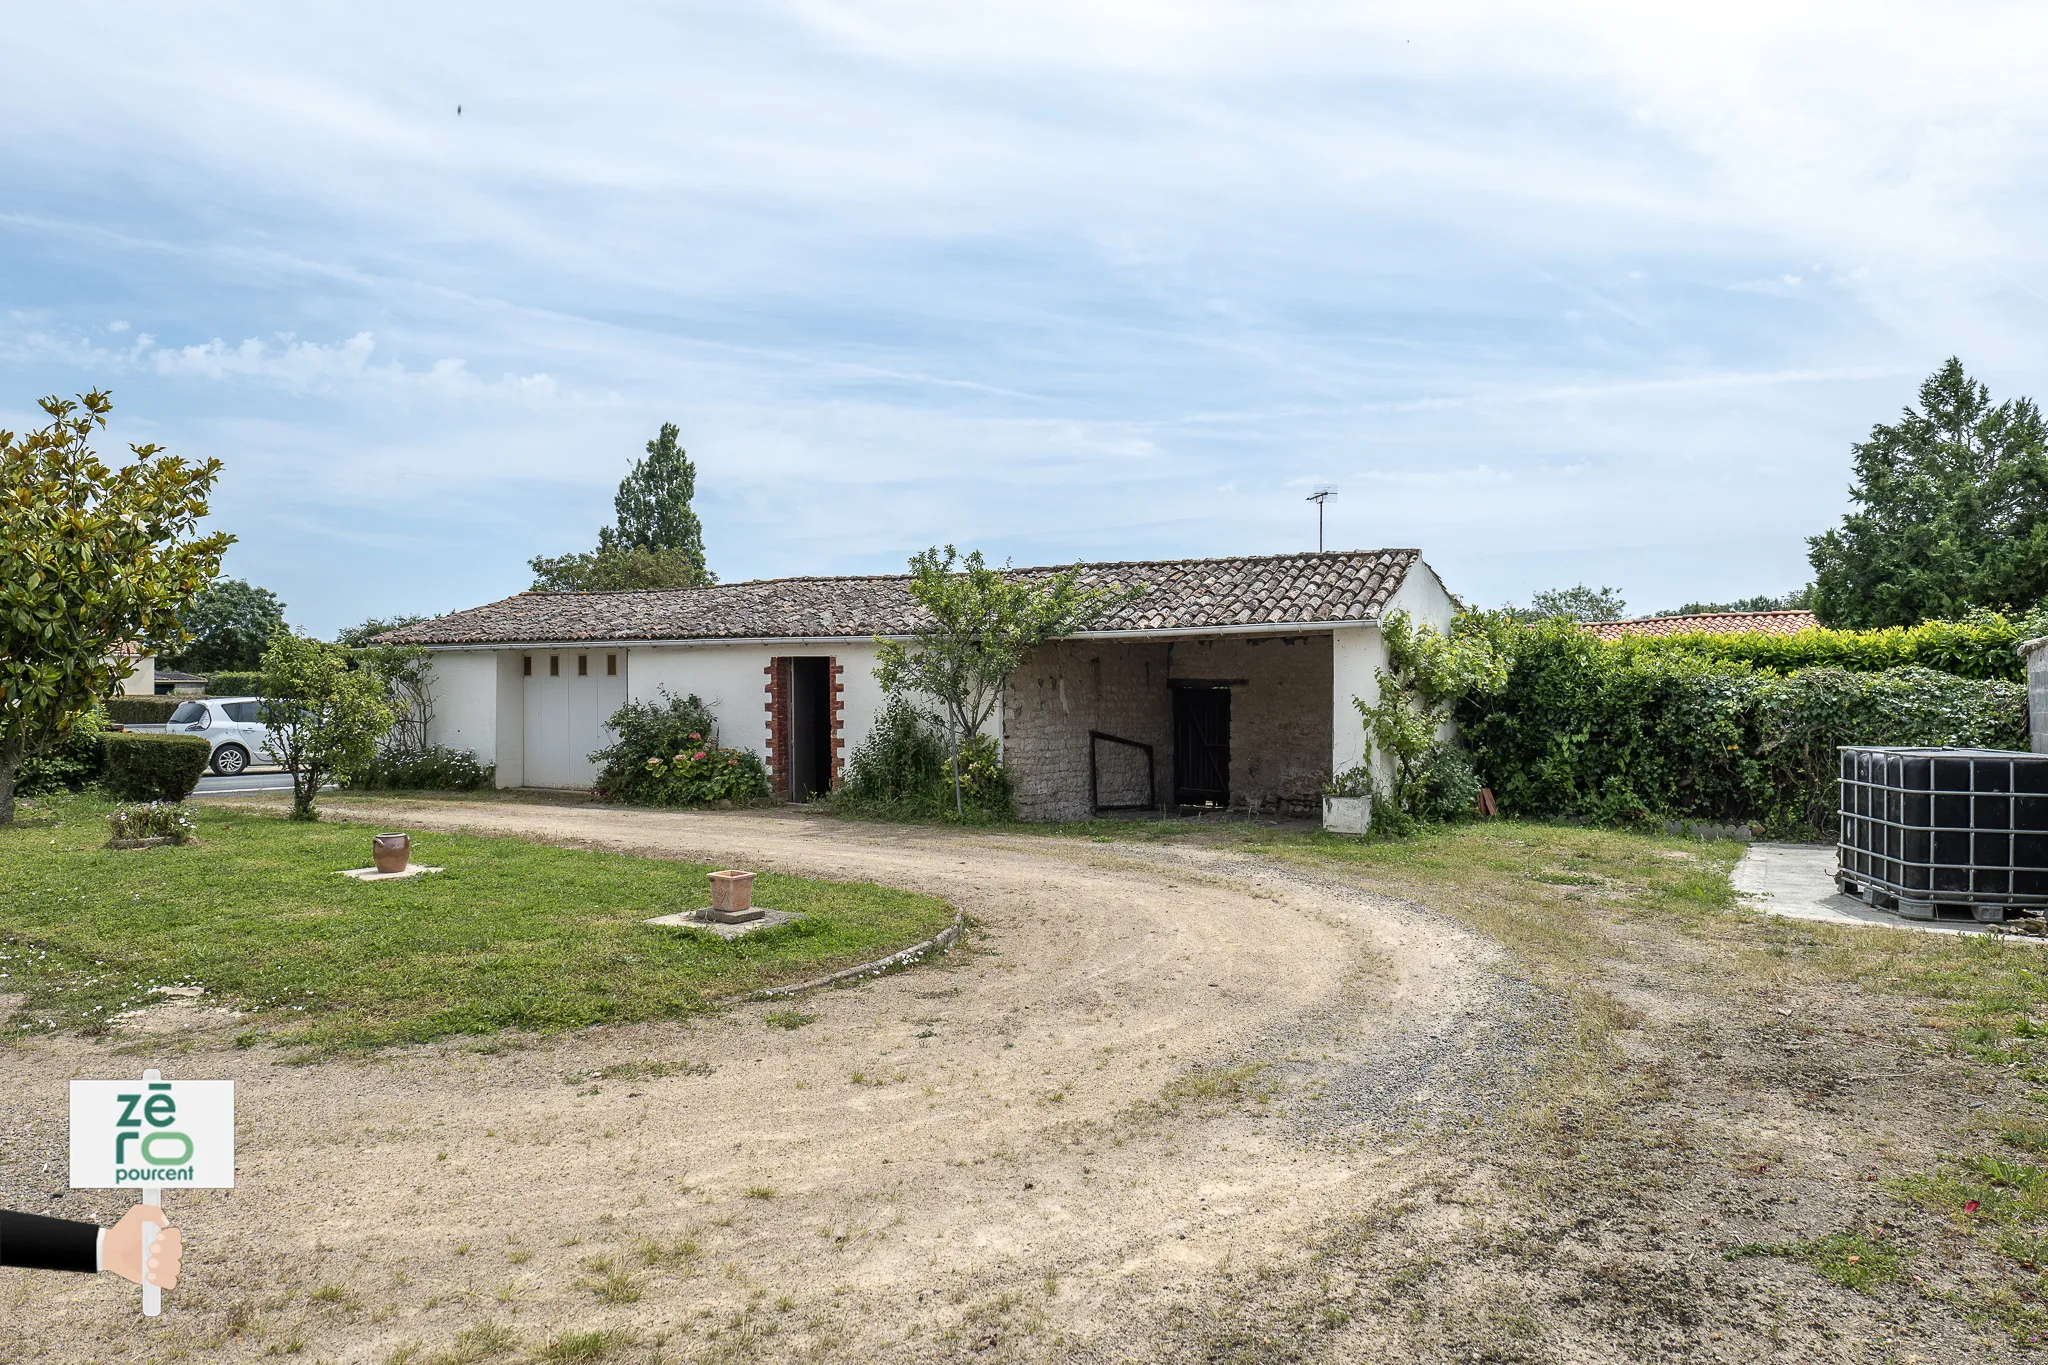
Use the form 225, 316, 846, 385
875, 547, 1131, 813
1653, 587, 1814, 617
530, 423, 712, 593
1515, 584, 1628, 623
0, 391, 230, 824
258, 629, 396, 820
162, 577, 285, 672
528, 544, 706, 593
1809, 358, 2048, 627
335, 615, 428, 648
599, 423, 708, 576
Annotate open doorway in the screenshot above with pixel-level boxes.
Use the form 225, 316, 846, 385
789, 656, 833, 800
1172, 685, 1230, 808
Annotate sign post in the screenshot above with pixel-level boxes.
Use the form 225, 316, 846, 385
69, 1068, 235, 1316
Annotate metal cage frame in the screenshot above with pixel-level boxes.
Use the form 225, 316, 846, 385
1836, 745, 2048, 923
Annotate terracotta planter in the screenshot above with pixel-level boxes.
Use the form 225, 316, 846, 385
372, 833, 412, 874
706, 869, 761, 923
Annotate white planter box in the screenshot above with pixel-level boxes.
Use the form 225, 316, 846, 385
1322, 794, 1370, 834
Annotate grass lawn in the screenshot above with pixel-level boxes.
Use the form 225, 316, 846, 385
0, 795, 954, 1055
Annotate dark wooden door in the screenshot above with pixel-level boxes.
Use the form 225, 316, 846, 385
1173, 686, 1230, 807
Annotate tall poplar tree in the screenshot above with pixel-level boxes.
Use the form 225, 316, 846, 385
529, 423, 713, 592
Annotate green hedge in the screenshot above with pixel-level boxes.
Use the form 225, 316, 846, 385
203, 671, 264, 698
1613, 610, 2039, 681
19, 711, 110, 795
99, 732, 212, 802
105, 696, 185, 725
1458, 620, 2028, 835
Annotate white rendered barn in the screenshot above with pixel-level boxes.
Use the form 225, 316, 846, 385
381, 550, 1455, 823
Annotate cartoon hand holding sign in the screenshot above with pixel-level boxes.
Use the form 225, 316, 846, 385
61, 1068, 234, 1315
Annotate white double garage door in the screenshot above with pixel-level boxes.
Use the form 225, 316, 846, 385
522, 650, 627, 788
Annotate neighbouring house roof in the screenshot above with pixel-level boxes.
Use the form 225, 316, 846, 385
1580, 609, 1821, 642
154, 669, 205, 683
382, 549, 1426, 647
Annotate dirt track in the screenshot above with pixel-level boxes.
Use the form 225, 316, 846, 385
3, 803, 1528, 1363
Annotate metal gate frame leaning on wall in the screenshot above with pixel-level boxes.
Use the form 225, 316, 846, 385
1089, 731, 1156, 813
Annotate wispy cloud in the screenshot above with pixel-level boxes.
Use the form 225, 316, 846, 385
2, 2, 2045, 629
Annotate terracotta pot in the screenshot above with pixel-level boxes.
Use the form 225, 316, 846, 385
372, 833, 411, 874
709, 869, 755, 913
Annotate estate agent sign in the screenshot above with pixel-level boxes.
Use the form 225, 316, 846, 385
69, 1070, 234, 1315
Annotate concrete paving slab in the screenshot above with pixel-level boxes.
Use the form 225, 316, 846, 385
644, 908, 801, 940
1732, 842, 2041, 939
337, 865, 445, 882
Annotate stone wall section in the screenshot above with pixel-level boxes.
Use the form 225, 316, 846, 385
1168, 634, 1333, 816
1003, 640, 1174, 822
1002, 632, 1334, 821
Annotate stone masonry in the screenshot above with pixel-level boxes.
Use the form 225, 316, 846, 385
1003, 633, 1334, 821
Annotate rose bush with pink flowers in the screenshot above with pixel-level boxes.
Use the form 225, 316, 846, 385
590, 692, 770, 806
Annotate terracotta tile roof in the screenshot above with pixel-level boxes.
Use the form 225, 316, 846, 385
383, 550, 1424, 647
1581, 610, 1821, 642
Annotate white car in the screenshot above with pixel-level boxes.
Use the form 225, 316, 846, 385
162, 697, 281, 776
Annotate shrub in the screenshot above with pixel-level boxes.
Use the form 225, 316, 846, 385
1457, 618, 2027, 837
590, 692, 768, 806
18, 707, 108, 795
1612, 607, 2045, 682
99, 732, 211, 802
836, 697, 1012, 819
356, 745, 494, 791
106, 802, 196, 844
631, 745, 770, 806
105, 696, 184, 725
203, 670, 264, 698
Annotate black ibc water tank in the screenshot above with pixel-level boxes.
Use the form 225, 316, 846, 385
1837, 746, 2048, 922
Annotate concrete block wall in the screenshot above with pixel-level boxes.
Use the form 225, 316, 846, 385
1003, 640, 1174, 821
1167, 633, 1333, 816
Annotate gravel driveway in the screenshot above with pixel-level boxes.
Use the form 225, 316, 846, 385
2, 800, 1543, 1363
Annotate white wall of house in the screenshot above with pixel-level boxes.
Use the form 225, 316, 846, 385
631, 639, 891, 777
1330, 626, 1385, 777
425, 651, 501, 764
1328, 561, 1460, 784
404, 639, 895, 791
631, 644, 777, 752
116, 655, 155, 697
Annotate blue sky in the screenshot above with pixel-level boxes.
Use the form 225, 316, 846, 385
7, 2, 2048, 635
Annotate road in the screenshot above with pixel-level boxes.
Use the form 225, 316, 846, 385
190, 769, 309, 797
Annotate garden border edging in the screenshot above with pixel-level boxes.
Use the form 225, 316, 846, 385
727, 910, 966, 1002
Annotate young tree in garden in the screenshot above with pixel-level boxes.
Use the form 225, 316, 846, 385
529, 422, 713, 592
258, 630, 396, 820
162, 577, 286, 672
0, 391, 230, 824
527, 544, 706, 592
875, 547, 1132, 813
1809, 358, 2048, 628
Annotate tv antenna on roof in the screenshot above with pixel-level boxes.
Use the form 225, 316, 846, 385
1306, 488, 1336, 552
